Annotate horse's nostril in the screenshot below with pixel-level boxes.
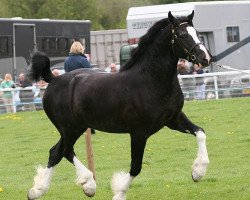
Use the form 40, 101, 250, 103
202, 59, 209, 66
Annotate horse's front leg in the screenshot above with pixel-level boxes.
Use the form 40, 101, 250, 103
111, 134, 147, 200
192, 129, 209, 182
166, 111, 209, 182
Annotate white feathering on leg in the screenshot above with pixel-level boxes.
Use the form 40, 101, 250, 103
73, 156, 96, 197
28, 166, 53, 200
192, 130, 209, 182
111, 172, 133, 200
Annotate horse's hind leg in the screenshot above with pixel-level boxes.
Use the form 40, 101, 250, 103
62, 128, 96, 197
112, 134, 147, 200
28, 127, 96, 200
166, 111, 209, 182
28, 138, 64, 200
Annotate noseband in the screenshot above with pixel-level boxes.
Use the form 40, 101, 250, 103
171, 22, 201, 62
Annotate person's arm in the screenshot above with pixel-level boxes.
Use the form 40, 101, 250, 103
82, 58, 91, 68
197, 69, 204, 74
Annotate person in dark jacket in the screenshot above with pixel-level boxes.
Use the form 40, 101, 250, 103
64, 41, 95, 134
192, 64, 205, 99
64, 41, 91, 72
17, 73, 35, 111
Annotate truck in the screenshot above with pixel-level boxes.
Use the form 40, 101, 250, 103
90, 29, 128, 69
124, 1, 250, 72
0, 18, 91, 81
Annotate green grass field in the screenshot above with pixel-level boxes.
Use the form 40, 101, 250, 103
0, 98, 250, 200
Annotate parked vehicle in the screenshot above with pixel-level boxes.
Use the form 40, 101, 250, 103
119, 43, 137, 66
0, 18, 91, 81
90, 29, 128, 68
125, 1, 250, 72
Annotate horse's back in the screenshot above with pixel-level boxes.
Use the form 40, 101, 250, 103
42, 69, 105, 123
42, 68, 128, 131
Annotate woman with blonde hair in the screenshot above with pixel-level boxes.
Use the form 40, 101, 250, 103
0, 73, 15, 113
64, 41, 95, 134
64, 41, 91, 72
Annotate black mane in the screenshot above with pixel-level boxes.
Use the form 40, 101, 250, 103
120, 15, 194, 72
120, 18, 170, 72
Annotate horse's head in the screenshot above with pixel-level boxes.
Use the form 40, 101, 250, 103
168, 11, 211, 67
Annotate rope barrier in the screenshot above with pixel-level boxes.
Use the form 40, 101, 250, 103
212, 62, 250, 74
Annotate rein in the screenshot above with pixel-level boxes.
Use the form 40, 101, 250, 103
171, 22, 201, 62
212, 62, 250, 74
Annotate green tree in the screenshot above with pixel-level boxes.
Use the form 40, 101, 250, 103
0, 0, 11, 17
99, 0, 153, 29
35, 0, 104, 29
3, 0, 46, 18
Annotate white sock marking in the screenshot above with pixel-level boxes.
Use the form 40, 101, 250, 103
112, 172, 134, 200
28, 166, 53, 200
73, 156, 96, 197
192, 130, 209, 181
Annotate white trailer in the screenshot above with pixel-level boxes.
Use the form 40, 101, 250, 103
126, 1, 250, 72
90, 29, 128, 68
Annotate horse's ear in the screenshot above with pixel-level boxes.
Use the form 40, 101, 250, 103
168, 11, 178, 25
187, 10, 194, 21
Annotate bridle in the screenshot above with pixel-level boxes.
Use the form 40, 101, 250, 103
171, 22, 201, 62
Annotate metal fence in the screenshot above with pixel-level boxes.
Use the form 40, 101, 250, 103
179, 70, 250, 100
1, 70, 250, 114
0, 86, 45, 114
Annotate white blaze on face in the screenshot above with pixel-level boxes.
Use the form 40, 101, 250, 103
186, 26, 211, 62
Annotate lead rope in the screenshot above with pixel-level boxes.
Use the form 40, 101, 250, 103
212, 62, 250, 74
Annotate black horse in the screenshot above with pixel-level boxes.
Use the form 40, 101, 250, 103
27, 11, 211, 200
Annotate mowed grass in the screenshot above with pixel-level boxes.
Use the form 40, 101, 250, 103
0, 98, 250, 200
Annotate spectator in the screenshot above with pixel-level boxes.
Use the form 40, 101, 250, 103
64, 41, 95, 134
0, 73, 15, 113
0, 78, 5, 114
35, 80, 48, 98
177, 58, 189, 75
64, 41, 91, 72
52, 69, 60, 77
17, 73, 33, 88
110, 63, 118, 73
177, 59, 194, 99
17, 73, 35, 111
192, 64, 205, 100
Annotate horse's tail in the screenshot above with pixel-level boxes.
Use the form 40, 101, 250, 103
29, 51, 54, 83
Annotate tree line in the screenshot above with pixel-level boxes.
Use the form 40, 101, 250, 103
0, 0, 216, 30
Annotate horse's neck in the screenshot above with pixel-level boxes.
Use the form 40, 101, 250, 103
144, 44, 178, 80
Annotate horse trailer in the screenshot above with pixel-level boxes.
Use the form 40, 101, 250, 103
90, 29, 128, 68
0, 18, 91, 81
126, 1, 250, 72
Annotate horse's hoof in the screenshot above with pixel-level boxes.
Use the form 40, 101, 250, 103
27, 195, 32, 200
27, 188, 36, 200
27, 188, 44, 200
192, 163, 207, 182
82, 180, 96, 197
83, 190, 95, 198
192, 157, 209, 182
112, 193, 126, 200
192, 173, 201, 182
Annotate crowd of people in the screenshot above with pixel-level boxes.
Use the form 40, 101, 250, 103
0, 72, 36, 113
0, 41, 206, 115
177, 58, 206, 100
